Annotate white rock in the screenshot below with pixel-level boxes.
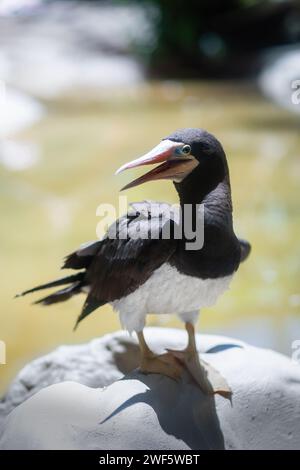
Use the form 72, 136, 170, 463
1, 328, 300, 450
0, 330, 139, 423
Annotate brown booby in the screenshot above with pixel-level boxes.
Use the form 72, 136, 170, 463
18, 128, 251, 396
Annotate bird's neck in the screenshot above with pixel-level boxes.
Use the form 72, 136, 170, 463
174, 173, 233, 230
202, 177, 233, 229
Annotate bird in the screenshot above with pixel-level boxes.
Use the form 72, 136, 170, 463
17, 128, 251, 396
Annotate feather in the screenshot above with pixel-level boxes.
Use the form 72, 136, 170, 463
239, 238, 251, 263
16, 273, 84, 297
74, 294, 105, 330
34, 282, 82, 305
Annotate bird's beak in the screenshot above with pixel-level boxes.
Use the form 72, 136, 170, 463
115, 139, 198, 191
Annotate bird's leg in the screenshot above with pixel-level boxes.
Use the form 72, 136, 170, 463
167, 322, 231, 397
137, 330, 183, 381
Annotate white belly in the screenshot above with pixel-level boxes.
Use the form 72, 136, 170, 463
112, 263, 233, 332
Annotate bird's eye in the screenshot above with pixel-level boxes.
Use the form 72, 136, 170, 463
181, 145, 191, 155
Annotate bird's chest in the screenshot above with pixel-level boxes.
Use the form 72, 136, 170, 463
146, 264, 232, 313
113, 263, 233, 316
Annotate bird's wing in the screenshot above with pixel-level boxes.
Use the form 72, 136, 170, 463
239, 238, 251, 263
62, 240, 102, 270
75, 201, 177, 327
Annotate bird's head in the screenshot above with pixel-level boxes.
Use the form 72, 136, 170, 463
116, 128, 228, 194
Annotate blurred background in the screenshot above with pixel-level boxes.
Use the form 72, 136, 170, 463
1, 0, 300, 394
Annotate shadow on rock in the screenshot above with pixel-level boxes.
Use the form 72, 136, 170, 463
101, 370, 225, 450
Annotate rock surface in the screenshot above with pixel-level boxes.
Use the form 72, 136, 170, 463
1, 328, 300, 450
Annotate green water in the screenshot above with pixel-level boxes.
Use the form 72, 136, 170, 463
1, 81, 300, 392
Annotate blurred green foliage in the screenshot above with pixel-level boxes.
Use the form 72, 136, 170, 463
117, 0, 300, 77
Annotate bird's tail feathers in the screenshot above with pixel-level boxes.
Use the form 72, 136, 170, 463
34, 282, 83, 306
16, 273, 85, 298
74, 293, 105, 331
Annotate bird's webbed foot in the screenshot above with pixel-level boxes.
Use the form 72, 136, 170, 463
167, 322, 231, 397
139, 350, 183, 382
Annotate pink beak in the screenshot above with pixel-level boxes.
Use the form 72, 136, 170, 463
115, 139, 195, 191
